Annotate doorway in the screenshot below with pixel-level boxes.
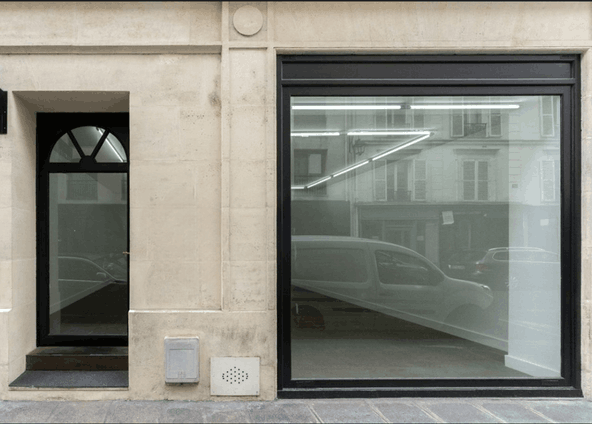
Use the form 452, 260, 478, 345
37, 113, 129, 346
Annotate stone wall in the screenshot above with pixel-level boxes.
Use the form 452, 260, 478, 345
0, 1, 589, 400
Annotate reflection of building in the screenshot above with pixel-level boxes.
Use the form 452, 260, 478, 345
292, 97, 560, 267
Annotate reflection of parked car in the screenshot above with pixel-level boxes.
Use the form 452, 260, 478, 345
51, 256, 127, 314
291, 236, 495, 344
443, 249, 488, 282
474, 247, 559, 289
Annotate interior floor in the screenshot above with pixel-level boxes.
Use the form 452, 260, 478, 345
49, 283, 128, 336
291, 298, 528, 379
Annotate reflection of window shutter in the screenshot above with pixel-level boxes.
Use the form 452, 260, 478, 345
414, 160, 427, 201
451, 109, 464, 137
477, 161, 488, 201
541, 160, 556, 201
540, 96, 555, 137
462, 160, 475, 200
373, 160, 387, 201
489, 97, 502, 137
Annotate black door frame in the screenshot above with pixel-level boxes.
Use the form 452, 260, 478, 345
277, 55, 582, 398
36, 112, 130, 347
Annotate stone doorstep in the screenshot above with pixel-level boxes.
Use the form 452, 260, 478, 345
8, 370, 129, 389
8, 347, 129, 389
26, 346, 128, 371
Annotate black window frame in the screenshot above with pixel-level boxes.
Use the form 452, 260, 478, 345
277, 55, 581, 398
36, 112, 130, 347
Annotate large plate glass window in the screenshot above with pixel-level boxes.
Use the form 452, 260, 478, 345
290, 95, 560, 379
278, 56, 580, 397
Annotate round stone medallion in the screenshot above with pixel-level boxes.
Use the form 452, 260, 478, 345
233, 5, 263, 36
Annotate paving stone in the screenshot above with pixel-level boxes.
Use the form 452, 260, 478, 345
423, 402, 500, 423
0, 401, 59, 424
311, 400, 384, 423
372, 401, 437, 423
199, 401, 251, 423
527, 401, 592, 423
248, 401, 318, 423
104, 400, 164, 423
48, 401, 112, 423
480, 402, 550, 423
158, 401, 205, 423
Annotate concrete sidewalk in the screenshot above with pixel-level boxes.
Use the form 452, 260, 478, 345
1, 398, 592, 423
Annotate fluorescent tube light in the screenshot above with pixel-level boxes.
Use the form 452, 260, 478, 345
306, 176, 332, 188
410, 104, 519, 110
333, 160, 370, 178
97, 128, 125, 163
106, 138, 125, 162
347, 130, 431, 136
371, 134, 431, 161
292, 105, 401, 110
291, 132, 340, 137
292, 132, 432, 190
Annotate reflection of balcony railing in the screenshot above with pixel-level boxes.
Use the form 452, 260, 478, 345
294, 176, 327, 196
464, 123, 487, 137
67, 180, 97, 200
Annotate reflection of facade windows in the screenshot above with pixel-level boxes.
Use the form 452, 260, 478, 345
372, 159, 427, 202
451, 97, 503, 138
373, 160, 387, 201
540, 159, 560, 202
294, 149, 327, 195
461, 160, 489, 201
451, 102, 487, 138
540, 96, 559, 137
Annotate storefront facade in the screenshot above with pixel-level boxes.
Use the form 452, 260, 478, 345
0, 2, 591, 400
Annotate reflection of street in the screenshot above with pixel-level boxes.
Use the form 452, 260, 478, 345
291, 295, 526, 379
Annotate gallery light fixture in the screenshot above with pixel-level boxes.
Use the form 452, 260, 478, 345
347, 130, 431, 136
292, 104, 519, 111
292, 132, 432, 190
410, 104, 519, 109
332, 160, 370, 178
306, 176, 332, 188
371, 133, 431, 161
97, 128, 125, 162
290, 132, 340, 137
292, 105, 402, 110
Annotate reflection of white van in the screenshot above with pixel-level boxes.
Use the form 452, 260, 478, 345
292, 236, 500, 348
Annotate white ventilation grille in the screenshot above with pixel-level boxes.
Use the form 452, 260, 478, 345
222, 366, 249, 385
211, 357, 259, 396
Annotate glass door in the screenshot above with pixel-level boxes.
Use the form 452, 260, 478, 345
38, 113, 129, 346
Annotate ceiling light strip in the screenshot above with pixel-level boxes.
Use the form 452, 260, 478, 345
333, 160, 370, 178
292, 104, 519, 111
347, 130, 431, 137
293, 133, 432, 190
306, 176, 332, 189
292, 105, 402, 110
411, 104, 519, 110
371, 134, 431, 161
291, 132, 340, 137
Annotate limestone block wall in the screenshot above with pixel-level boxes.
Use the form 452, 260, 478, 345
0, 1, 589, 400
